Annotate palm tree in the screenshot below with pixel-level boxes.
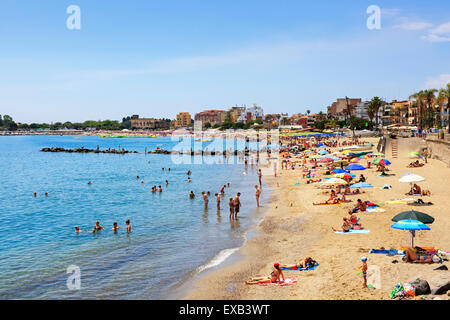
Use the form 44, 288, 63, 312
436, 90, 447, 128
422, 89, 437, 128
368, 96, 383, 128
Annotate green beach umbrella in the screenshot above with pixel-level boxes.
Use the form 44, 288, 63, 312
392, 210, 434, 224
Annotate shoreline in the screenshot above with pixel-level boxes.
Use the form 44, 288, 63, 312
183, 137, 450, 300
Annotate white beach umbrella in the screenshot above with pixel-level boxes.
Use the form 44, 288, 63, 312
321, 178, 347, 185
398, 174, 425, 183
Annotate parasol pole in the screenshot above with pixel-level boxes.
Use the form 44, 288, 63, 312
410, 230, 415, 247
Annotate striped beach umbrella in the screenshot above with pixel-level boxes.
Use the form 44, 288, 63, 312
391, 219, 430, 247
373, 158, 391, 166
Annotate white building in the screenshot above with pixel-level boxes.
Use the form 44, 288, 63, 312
237, 104, 265, 123
354, 101, 370, 120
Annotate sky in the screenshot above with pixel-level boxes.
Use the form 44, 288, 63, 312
0, 0, 449, 123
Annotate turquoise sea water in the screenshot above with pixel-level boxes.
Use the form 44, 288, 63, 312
0, 135, 266, 299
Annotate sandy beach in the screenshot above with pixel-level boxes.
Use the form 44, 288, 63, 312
185, 136, 450, 300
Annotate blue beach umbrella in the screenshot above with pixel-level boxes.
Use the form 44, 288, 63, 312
332, 168, 348, 174
391, 219, 430, 247
318, 150, 329, 155
345, 164, 366, 171
349, 182, 373, 188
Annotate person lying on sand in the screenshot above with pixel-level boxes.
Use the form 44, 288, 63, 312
246, 263, 285, 284
332, 217, 352, 232
343, 186, 362, 195
407, 160, 424, 168
403, 248, 440, 264
306, 179, 321, 184
280, 257, 315, 269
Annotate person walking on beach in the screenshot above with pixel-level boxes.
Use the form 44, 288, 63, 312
234, 193, 241, 218
255, 185, 261, 208
258, 169, 262, 188
126, 219, 131, 233
229, 198, 235, 219
215, 193, 220, 210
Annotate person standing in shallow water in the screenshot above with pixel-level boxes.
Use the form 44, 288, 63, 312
255, 185, 261, 207
126, 220, 131, 233
258, 169, 262, 188
229, 198, 235, 219
215, 193, 220, 210
234, 193, 241, 219
202, 192, 208, 209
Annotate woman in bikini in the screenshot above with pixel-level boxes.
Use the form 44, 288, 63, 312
280, 257, 314, 270
246, 263, 285, 284
332, 217, 352, 232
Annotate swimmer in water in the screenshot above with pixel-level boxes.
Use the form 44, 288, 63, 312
74, 226, 82, 233
202, 192, 208, 209
137, 176, 140, 179
92, 221, 103, 233
220, 185, 226, 195
189, 191, 195, 199
187, 177, 192, 183
126, 219, 131, 233
88, 181, 93, 185
112, 222, 119, 233
34, 192, 37, 197
158, 185, 163, 192
165, 180, 168, 186
45, 192, 48, 197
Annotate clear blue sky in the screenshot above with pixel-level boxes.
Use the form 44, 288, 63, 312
1, 0, 449, 123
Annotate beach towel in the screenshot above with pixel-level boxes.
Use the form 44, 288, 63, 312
335, 229, 370, 234
376, 174, 395, 177
408, 202, 433, 206
366, 207, 385, 213
259, 277, 298, 286
281, 264, 320, 271
313, 203, 342, 206
370, 249, 405, 255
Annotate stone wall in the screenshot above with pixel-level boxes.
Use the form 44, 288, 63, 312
425, 134, 450, 167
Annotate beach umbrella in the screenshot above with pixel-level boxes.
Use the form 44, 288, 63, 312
373, 158, 391, 166
391, 219, 430, 247
332, 168, 348, 174
334, 173, 353, 179
364, 153, 375, 158
374, 152, 385, 157
345, 164, 366, 171
408, 152, 419, 158
398, 174, 425, 183
341, 150, 354, 154
350, 158, 360, 163
318, 157, 333, 163
392, 210, 435, 224
349, 182, 374, 188
318, 150, 329, 155
321, 178, 347, 185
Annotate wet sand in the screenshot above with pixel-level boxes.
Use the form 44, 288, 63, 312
184, 137, 450, 300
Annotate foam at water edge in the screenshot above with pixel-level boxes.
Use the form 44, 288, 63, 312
197, 247, 240, 273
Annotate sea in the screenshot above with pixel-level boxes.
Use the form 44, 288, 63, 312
0, 135, 269, 299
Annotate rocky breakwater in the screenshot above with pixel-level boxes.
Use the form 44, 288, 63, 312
40, 147, 139, 154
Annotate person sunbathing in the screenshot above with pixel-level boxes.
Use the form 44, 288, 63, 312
332, 217, 352, 232
403, 248, 439, 264
246, 263, 285, 284
421, 189, 431, 196
280, 257, 315, 269
306, 179, 321, 184
358, 174, 366, 183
